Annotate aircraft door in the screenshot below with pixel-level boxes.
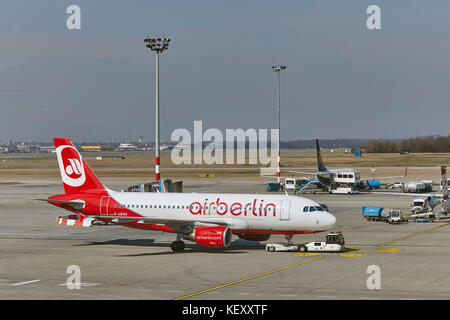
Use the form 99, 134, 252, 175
280, 200, 291, 221
100, 196, 110, 215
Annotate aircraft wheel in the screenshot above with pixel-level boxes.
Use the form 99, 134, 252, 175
298, 245, 307, 252
171, 240, 185, 252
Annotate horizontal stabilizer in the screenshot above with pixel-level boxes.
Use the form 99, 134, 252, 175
33, 198, 85, 210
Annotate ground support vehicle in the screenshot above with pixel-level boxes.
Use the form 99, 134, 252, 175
266, 231, 345, 252
362, 207, 407, 224
266, 182, 281, 192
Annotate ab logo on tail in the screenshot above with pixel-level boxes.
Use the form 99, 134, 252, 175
56, 145, 86, 187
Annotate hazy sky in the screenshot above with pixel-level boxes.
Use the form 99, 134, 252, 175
1, 1, 449, 142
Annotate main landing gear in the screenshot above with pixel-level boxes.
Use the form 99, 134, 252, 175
285, 234, 293, 245
171, 234, 186, 252
285, 234, 307, 251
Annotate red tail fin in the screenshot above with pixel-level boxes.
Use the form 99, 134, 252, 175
54, 138, 105, 194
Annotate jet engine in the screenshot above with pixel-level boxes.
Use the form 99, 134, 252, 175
184, 226, 232, 248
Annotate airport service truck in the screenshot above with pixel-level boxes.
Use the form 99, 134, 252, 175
404, 181, 432, 193
361, 180, 381, 190
362, 207, 407, 224
284, 178, 310, 191
386, 210, 407, 224
329, 185, 359, 194
265, 182, 281, 192
411, 198, 430, 214
266, 231, 345, 252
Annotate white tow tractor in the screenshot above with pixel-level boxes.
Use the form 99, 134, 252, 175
387, 210, 407, 224
266, 231, 345, 252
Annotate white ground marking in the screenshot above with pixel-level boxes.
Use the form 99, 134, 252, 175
11, 280, 41, 286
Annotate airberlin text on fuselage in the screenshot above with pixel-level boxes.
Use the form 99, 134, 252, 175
189, 198, 276, 217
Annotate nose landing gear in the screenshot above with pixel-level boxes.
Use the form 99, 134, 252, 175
285, 234, 293, 245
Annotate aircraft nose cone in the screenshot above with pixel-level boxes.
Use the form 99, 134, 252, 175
325, 213, 337, 229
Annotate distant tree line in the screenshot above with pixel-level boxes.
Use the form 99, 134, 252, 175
359, 135, 450, 153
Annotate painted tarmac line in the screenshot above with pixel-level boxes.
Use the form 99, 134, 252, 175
11, 280, 41, 286
57, 282, 99, 287
375, 222, 450, 248
174, 256, 323, 300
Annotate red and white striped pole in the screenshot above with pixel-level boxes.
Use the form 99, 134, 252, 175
277, 150, 281, 183
155, 51, 161, 190
272, 65, 286, 184
145, 37, 170, 192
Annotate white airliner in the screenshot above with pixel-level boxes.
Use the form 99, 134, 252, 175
37, 138, 337, 252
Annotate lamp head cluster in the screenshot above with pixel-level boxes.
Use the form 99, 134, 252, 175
144, 37, 171, 53
272, 65, 287, 72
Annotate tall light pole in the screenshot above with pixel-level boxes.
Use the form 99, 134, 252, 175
272, 65, 286, 183
144, 37, 170, 191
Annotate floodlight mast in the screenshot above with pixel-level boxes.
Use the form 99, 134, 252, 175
144, 37, 170, 191
272, 65, 286, 183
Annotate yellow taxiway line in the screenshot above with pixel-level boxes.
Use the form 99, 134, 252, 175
174, 256, 323, 300
175, 222, 450, 299
375, 222, 450, 249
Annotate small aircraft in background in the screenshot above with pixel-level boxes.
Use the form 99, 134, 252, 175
289, 139, 405, 194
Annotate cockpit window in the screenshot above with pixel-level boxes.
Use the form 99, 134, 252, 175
304, 205, 325, 212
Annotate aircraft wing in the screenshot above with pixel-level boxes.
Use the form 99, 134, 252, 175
87, 215, 246, 228
288, 170, 316, 176
369, 192, 444, 198
362, 176, 405, 181
33, 198, 85, 210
